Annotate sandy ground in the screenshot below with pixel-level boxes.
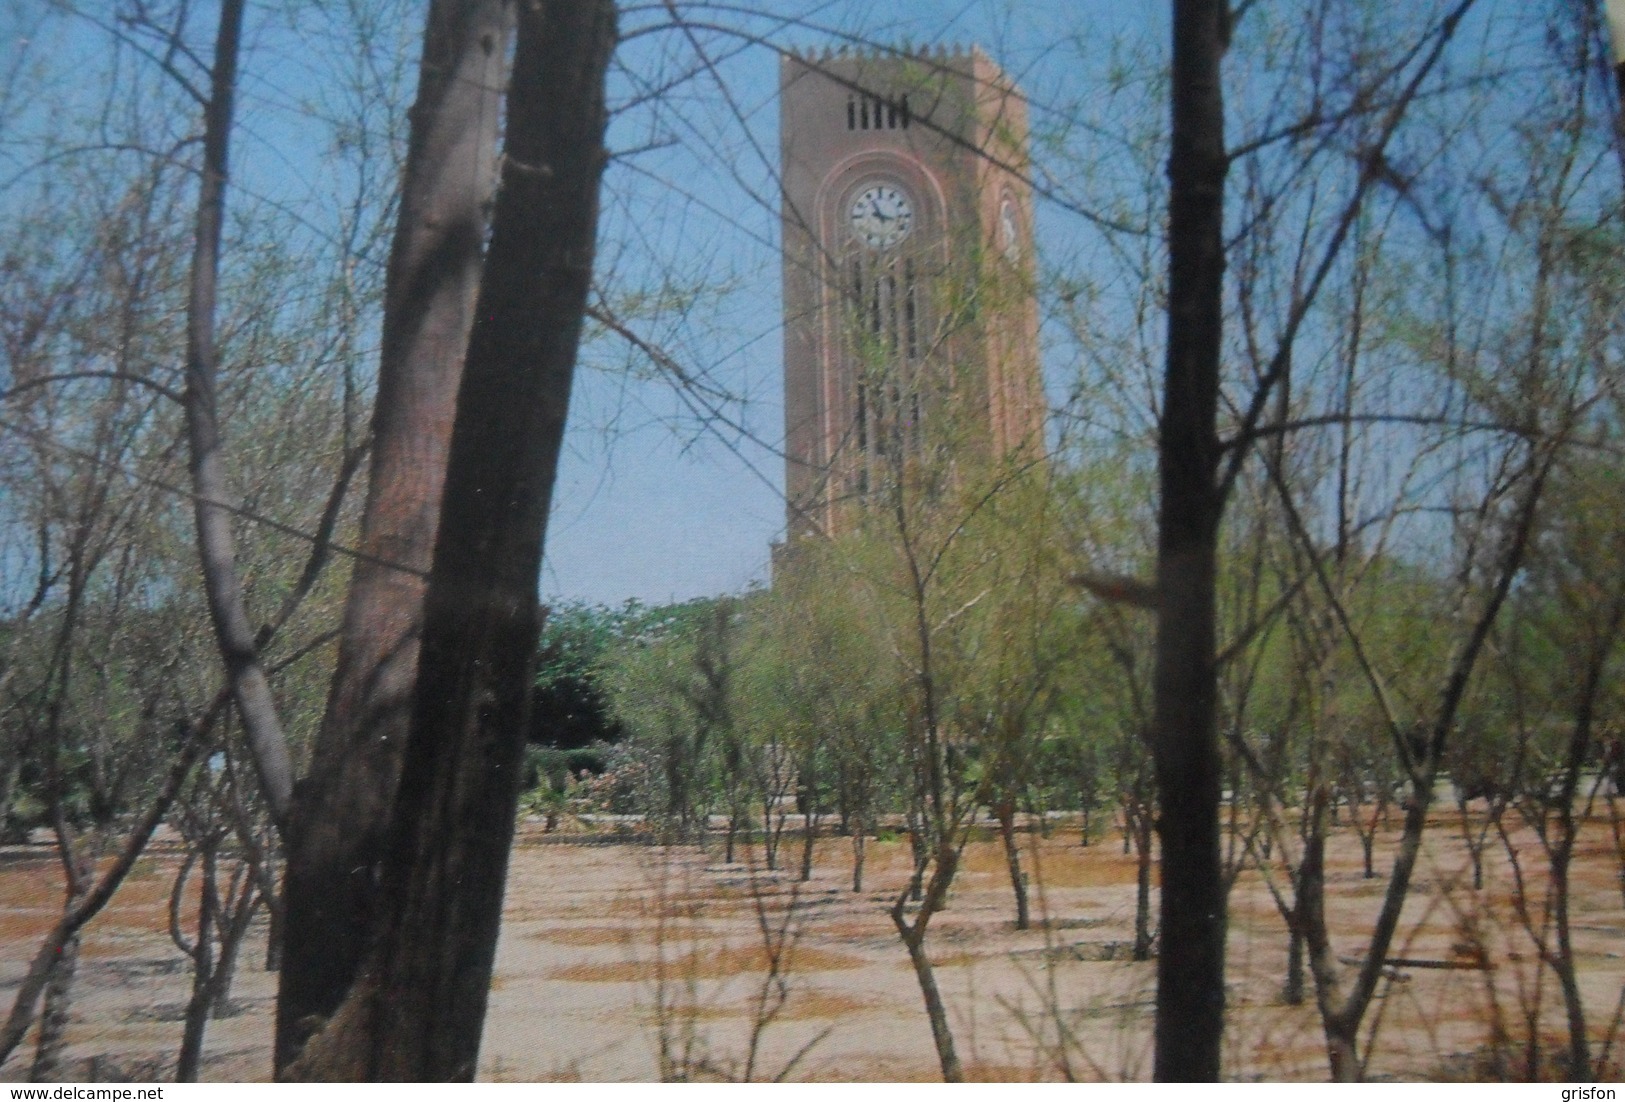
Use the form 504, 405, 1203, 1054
1, 814, 1622, 1082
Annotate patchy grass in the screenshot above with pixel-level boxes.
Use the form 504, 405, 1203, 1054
549, 944, 865, 983
523, 924, 658, 947
776, 989, 880, 1020
0, 909, 57, 945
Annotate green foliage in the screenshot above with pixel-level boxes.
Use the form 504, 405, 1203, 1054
594, 596, 745, 834
523, 745, 609, 791
535, 600, 650, 685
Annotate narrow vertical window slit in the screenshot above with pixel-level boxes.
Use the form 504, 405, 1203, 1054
904, 259, 919, 359
885, 273, 899, 352
856, 380, 868, 453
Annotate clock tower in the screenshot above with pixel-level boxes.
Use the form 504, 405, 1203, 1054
779, 45, 1043, 542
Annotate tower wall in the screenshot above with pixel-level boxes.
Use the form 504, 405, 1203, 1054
780, 46, 1043, 542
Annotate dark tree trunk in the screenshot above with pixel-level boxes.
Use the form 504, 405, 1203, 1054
1151, 0, 1229, 1080
283, 0, 615, 1079
275, 0, 511, 1072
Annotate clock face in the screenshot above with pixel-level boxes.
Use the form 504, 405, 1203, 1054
849, 183, 913, 250
998, 196, 1020, 261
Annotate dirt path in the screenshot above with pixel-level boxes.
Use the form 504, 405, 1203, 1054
2, 818, 1621, 1081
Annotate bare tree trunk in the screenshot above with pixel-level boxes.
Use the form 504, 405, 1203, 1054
1283, 916, 1305, 1005
29, 834, 87, 1086
0, 705, 216, 1070
1552, 840, 1589, 1076
1295, 791, 1357, 1081
800, 805, 819, 883
1283, 860, 1306, 1005
762, 772, 791, 872
1452, 793, 1483, 889
1358, 803, 1380, 879
175, 846, 218, 1084
177, 857, 260, 1081
996, 801, 1029, 930
0, 757, 19, 841
209, 882, 260, 1019
1547, 588, 1625, 1077
1610, 795, 1625, 909
1324, 1024, 1360, 1084
28, 928, 78, 1082
1151, 0, 1229, 1079
905, 805, 927, 901
1133, 802, 1155, 961
283, 1, 614, 1079
1542, 629, 1619, 1078
891, 847, 963, 1082
181, 0, 293, 832
275, 0, 511, 1072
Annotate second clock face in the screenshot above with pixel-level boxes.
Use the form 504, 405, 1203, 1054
849, 183, 913, 250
